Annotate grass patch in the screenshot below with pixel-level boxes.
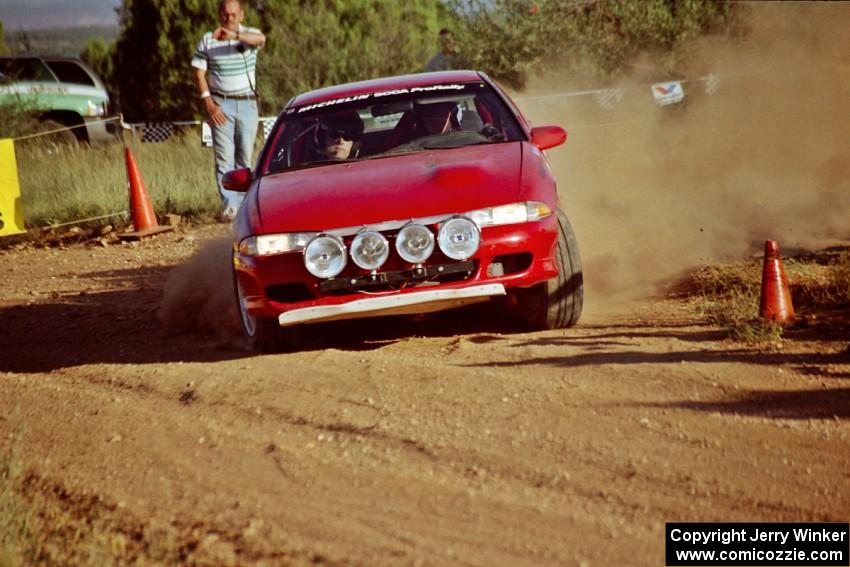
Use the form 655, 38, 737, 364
0, 429, 242, 566
695, 289, 785, 342
14, 131, 221, 229
684, 249, 850, 342
0, 430, 137, 567
0, 99, 42, 140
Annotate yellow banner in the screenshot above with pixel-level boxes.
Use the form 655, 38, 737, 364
0, 138, 26, 236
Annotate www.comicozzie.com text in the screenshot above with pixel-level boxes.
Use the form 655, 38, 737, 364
670, 527, 848, 546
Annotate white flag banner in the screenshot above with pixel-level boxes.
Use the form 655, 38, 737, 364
201, 121, 213, 147
704, 72, 721, 96
651, 81, 685, 107
594, 88, 624, 110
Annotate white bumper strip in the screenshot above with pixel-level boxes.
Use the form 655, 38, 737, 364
278, 283, 506, 327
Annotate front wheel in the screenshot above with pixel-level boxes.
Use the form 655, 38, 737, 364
516, 209, 583, 329
233, 265, 300, 352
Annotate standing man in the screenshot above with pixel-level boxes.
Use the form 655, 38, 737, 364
192, 0, 265, 221
424, 28, 456, 72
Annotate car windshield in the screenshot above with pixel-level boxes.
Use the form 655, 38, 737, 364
263, 81, 524, 174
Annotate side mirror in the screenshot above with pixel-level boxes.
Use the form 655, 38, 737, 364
222, 168, 252, 192
530, 126, 567, 151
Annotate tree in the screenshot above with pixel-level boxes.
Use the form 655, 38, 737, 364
107, 0, 448, 122
111, 0, 226, 121
255, 0, 450, 113
0, 20, 8, 56
450, 0, 744, 90
81, 38, 115, 97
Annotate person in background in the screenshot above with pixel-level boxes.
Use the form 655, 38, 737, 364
424, 28, 456, 72
192, 0, 265, 221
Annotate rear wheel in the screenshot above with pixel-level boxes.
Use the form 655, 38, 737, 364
17, 120, 79, 154
233, 265, 300, 353
516, 209, 583, 329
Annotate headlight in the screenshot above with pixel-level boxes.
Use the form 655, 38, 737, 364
350, 230, 389, 270
304, 234, 347, 278
395, 223, 435, 264
87, 99, 106, 117
239, 233, 317, 256
466, 201, 552, 228
437, 216, 480, 260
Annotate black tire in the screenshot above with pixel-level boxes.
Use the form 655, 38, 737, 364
40, 119, 80, 145
516, 209, 583, 329
233, 264, 300, 353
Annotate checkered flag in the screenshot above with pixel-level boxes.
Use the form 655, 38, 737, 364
703, 72, 721, 96
261, 118, 275, 142
141, 123, 175, 143
594, 88, 624, 110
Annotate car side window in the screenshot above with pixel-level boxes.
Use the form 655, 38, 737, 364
44, 61, 97, 87
0, 58, 55, 82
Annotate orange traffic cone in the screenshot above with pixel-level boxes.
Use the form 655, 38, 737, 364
120, 147, 173, 240
759, 240, 795, 324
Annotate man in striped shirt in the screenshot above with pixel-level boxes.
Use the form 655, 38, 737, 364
192, 0, 266, 221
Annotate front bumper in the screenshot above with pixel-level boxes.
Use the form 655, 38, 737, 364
84, 117, 120, 143
234, 216, 559, 324
278, 283, 505, 327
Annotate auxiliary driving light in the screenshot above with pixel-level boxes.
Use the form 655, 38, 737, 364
437, 216, 480, 260
350, 231, 389, 270
304, 234, 347, 278
395, 223, 435, 264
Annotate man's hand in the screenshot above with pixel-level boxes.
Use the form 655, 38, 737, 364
212, 26, 265, 48
205, 97, 226, 126
213, 26, 237, 41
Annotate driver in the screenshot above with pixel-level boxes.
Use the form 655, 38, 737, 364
317, 110, 364, 160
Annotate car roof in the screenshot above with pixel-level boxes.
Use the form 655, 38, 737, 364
1, 55, 75, 60
287, 70, 485, 109
0, 55, 90, 66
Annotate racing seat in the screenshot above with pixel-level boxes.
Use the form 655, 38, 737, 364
460, 110, 483, 132
386, 110, 421, 149
386, 102, 462, 149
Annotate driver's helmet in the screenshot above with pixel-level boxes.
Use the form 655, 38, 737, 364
316, 110, 365, 158
416, 101, 463, 135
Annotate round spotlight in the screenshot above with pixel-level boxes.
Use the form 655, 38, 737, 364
350, 230, 389, 270
438, 216, 480, 260
304, 234, 347, 278
395, 223, 435, 264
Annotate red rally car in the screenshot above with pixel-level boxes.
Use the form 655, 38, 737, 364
224, 70, 583, 352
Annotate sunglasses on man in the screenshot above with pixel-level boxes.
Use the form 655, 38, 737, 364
321, 126, 357, 141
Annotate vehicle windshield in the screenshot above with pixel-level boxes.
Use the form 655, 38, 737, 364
263, 81, 524, 174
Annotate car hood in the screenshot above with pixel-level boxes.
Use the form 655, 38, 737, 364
254, 143, 523, 232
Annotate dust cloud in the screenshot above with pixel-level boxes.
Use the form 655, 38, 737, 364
517, 3, 850, 309
157, 236, 243, 344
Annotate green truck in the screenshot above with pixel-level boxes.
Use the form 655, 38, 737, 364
0, 55, 116, 143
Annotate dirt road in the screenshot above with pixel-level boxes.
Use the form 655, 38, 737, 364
1, 225, 848, 566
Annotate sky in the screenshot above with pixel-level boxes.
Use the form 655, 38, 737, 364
0, 0, 121, 30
